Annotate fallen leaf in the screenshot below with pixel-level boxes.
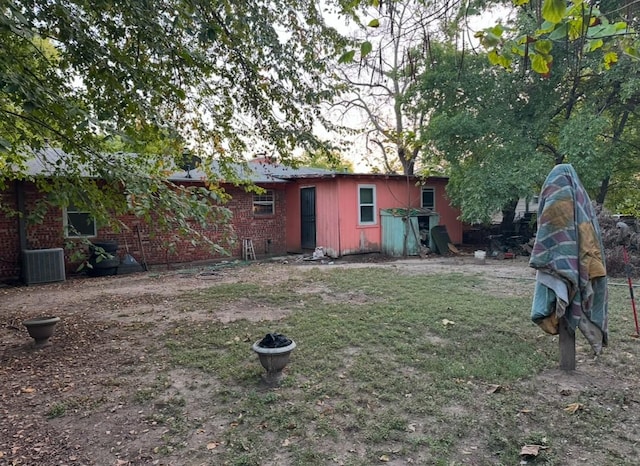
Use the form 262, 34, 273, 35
564, 402, 583, 414
520, 444, 546, 457
441, 319, 456, 327
486, 384, 503, 394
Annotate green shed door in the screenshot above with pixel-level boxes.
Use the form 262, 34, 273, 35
381, 210, 420, 257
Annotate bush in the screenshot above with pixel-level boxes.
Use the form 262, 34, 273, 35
598, 207, 640, 279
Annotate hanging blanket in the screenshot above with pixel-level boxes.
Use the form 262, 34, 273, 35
529, 164, 608, 354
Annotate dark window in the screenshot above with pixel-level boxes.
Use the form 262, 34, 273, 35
65, 203, 96, 237
422, 187, 435, 210
359, 186, 376, 224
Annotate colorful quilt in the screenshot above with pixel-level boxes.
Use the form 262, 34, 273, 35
529, 164, 608, 354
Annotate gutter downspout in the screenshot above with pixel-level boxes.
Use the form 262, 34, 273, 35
16, 181, 27, 281
16, 181, 27, 250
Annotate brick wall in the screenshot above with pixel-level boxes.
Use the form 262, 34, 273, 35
0, 181, 20, 279
227, 185, 287, 257
0, 181, 288, 281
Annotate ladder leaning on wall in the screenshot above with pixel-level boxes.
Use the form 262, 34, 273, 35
242, 239, 256, 261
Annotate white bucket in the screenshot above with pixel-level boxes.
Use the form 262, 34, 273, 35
474, 250, 486, 264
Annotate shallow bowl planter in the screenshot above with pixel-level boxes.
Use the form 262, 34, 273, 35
252, 339, 296, 385
23, 316, 60, 348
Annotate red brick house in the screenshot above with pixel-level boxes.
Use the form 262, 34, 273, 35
0, 154, 463, 283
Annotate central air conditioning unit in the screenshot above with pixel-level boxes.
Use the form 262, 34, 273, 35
22, 248, 66, 285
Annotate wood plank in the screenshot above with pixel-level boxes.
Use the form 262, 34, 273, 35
559, 316, 576, 371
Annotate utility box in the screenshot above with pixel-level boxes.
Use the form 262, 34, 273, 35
22, 248, 66, 285
381, 208, 439, 257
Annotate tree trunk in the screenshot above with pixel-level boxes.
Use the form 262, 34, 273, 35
596, 175, 609, 205
596, 110, 630, 206
500, 199, 519, 234
398, 146, 415, 176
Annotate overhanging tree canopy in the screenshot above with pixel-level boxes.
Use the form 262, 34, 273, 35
0, 0, 347, 249
472, 0, 640, 215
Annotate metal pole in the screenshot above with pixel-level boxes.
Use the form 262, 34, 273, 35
617, 222, 639, 337
622, 244, 640, 336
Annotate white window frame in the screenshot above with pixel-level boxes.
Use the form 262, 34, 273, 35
64, 203, 97, 238
358, 184, 377, 225
253, 189, 275, 216
421, 187, 435, 210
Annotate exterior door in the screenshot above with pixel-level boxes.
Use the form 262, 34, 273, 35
300, 187, 316, 249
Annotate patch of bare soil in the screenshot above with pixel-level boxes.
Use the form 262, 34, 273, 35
0, 253, 632, 465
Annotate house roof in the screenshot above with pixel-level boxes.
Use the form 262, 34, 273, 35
21, 149, 448, 184
24, 147, 79, 176
23, 147, 152, 178
167, 158, 337, 183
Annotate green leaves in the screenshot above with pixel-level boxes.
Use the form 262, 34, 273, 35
531, 54, 551, 74
587, 39, 604, 53
588, 22, 630, 40
477, 24, 505, 48
1, 0, 349, 254
488, 50, 511, 70
547, 23, 568, 41
479, 0, 633, 77
534, 39, 553, 56
542, 0, 566, 24
361, 41, 373, 57
338, 50, 356, 63
338, 40, 373, 64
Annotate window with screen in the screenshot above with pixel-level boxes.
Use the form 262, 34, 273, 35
253, 190, 275, 216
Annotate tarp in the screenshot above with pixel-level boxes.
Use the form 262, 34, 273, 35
529, 164, 608, 354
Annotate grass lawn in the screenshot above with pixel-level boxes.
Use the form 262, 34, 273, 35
3, 261, 640, 465
163, 266, 640, 465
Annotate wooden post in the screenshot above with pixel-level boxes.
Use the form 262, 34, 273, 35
559, 316, 576, 371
